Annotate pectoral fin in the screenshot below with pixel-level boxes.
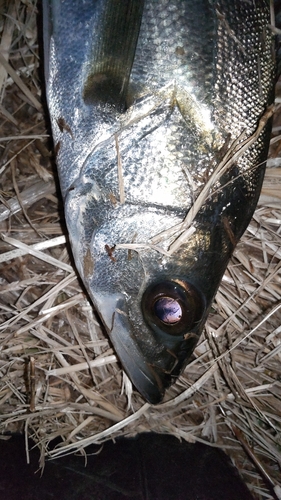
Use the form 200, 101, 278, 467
83, 0, 145, 111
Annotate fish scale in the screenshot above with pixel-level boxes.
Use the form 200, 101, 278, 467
129, 0, 215, 100
44, 0, 276, 403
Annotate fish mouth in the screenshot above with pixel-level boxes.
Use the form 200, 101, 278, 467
91, 294, 170, 404
111, 318, 166, 405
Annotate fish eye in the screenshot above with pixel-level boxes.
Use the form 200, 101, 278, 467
142, 280, 204, 336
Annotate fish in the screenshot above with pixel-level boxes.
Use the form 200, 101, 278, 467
43, 0, 276, 404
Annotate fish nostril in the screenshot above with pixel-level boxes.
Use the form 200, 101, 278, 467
154, 297, 182, 324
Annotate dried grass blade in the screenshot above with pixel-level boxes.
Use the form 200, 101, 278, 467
0, 51, 41, 111
0, 180, 55, 222
49, 403, 150, 458
1, 233, 73, 272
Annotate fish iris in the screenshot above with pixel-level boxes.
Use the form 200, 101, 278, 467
154, 297, 182, 324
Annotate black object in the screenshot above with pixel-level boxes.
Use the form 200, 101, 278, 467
0, 432, 254, 500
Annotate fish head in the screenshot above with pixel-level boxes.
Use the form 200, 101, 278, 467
65, 167, 235, 404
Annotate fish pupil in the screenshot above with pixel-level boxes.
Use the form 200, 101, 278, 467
154, 297, 182, 324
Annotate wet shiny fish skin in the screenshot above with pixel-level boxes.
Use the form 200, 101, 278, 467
43, 1, 275, 404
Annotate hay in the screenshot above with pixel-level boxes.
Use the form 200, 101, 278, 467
0, 2, 281, 498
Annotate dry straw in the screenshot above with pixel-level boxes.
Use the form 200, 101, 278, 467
0, 2, 281, 499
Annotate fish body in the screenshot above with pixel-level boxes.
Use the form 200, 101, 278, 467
44, 1, 275, 403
